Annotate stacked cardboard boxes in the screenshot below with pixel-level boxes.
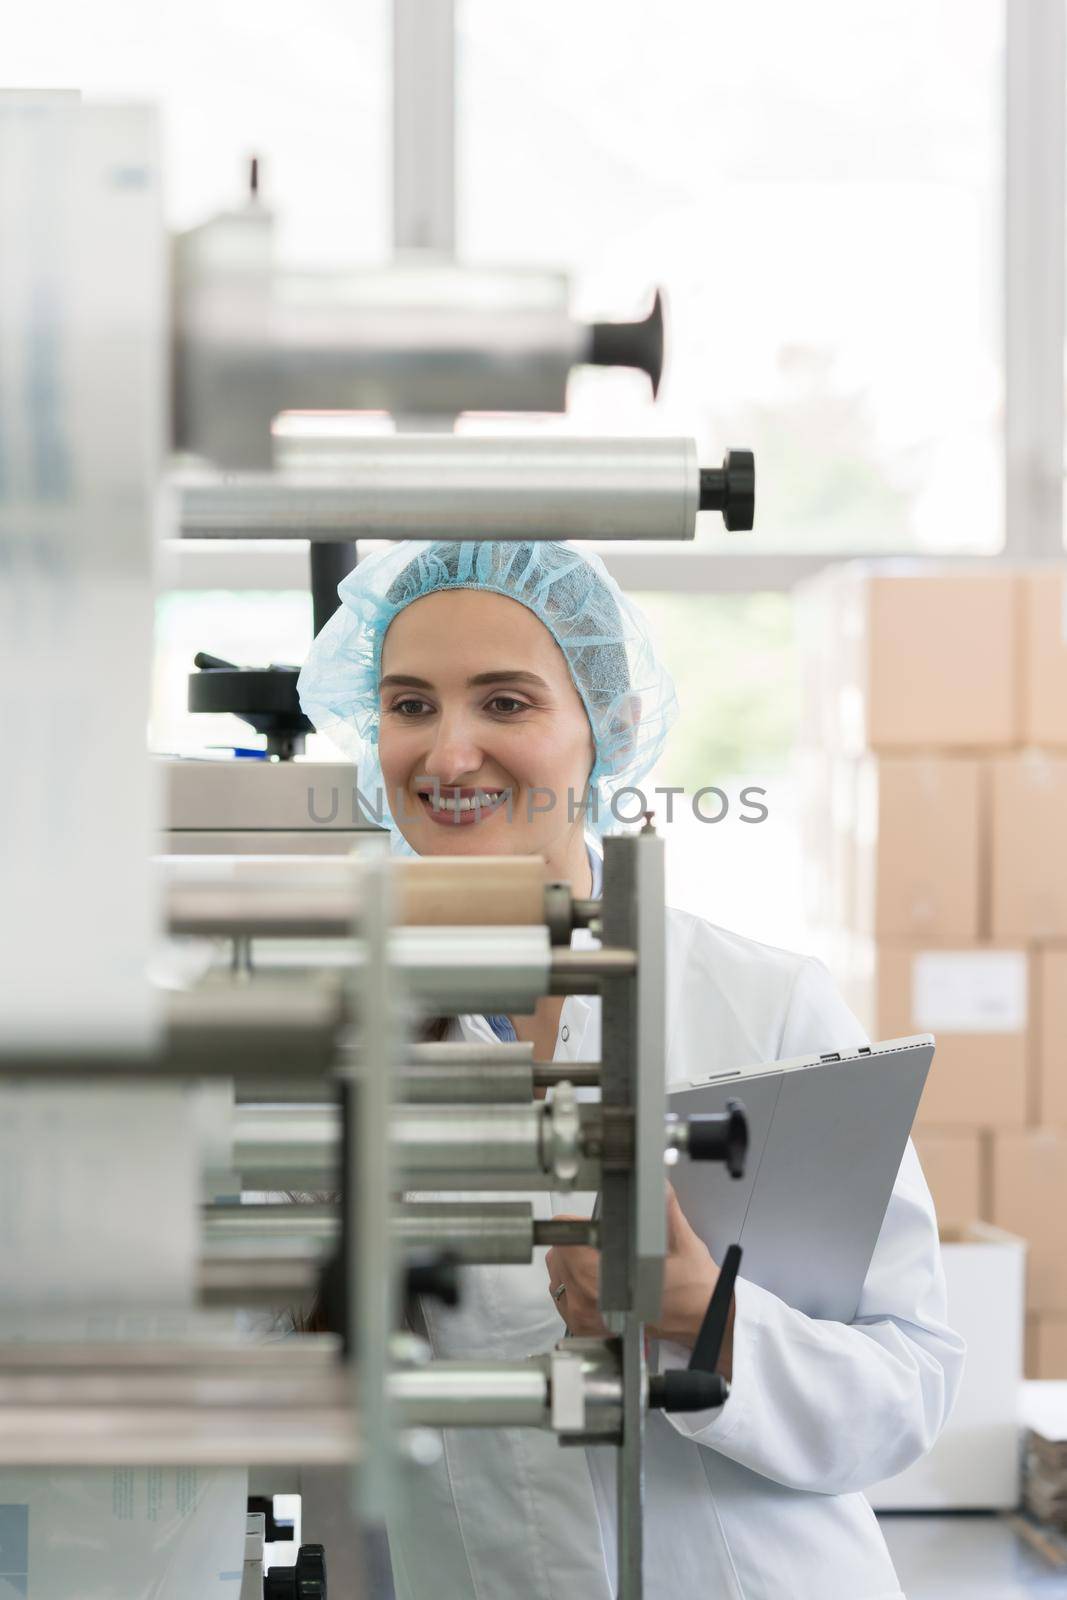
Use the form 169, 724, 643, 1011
796, 563, 1067, 1378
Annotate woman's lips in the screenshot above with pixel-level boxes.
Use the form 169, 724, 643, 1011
415, 791, 510, 827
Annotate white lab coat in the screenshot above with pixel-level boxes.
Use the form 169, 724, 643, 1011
388, 888, 965, 1600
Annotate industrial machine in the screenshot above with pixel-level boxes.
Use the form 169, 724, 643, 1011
0, 64, 756, 1600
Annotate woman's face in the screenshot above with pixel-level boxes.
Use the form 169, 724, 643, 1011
377, 588, 595, 866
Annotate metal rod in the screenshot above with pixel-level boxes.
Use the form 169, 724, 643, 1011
390, 1362, 548, 1429
396, 1062, 534, 1104
204, 1203, 337, 1241
395, 1201, 534, 1264
199, 1256, 320, 1304
533, 1064, 600, 1091
310, 540, 357, 635
533, 1219, 598, 1248
175, 436, 699, 542
409, 1040, 535, 1066
392, 1105, 544, 1176
393, 0, 456, 255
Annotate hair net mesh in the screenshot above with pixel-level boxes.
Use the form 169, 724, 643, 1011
296, 539, 677, 847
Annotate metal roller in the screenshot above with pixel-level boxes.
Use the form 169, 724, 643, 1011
396, 1202, 596, 1264
201, 1201, 595, 1266
390, 1362, 549, 1429
162, 854, 590, 945
396, 1062, 534, 1104
173, 212, 665, 467
396, 1201, 535, 1264
232, 1097, 597, 1191
176, 435, 700, 541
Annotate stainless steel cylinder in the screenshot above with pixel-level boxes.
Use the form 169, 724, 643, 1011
203, 1203, 337, 1244
176, 435, 699, 543
393, 925, 551, 1012
392, 1104, 545, 1179
175, 247, 592, 467
409, 1041, 535, 1067
232, 1107, 339, 1186
199, 1255, 320, 1305
396, 1062, 534, 1104
390, 1362, 549, 1429
396, 1201, 535, 1265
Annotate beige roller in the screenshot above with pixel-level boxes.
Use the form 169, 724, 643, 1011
161, 852, 562, 936
394, 856, 546, 927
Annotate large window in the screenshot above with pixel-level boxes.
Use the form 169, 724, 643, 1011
5, 1, 390, 264
458, 0, 1003, 555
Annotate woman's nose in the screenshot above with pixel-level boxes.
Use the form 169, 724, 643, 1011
418, 712, 485, 785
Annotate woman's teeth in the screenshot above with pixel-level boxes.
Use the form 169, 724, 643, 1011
423, 791, 504, 813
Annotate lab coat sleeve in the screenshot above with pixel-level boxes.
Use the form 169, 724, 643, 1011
658, 954, 966, 1496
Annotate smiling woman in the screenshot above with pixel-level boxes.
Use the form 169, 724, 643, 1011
377, 588, 596, 886
295, 537, 964, 1600
296, 539, 678, 871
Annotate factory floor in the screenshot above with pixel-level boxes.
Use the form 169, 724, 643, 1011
880, 1514, 1067, 1598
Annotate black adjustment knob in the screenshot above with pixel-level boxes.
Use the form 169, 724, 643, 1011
685, 1099, 748, 1177
698, 449, 756, 531
406, 1250, 460, 1307
648, 1368, 729, 1412
295, 1544, 327, 1599
264, 1543, 327, 1599
588, 289, 665, 397
188, 655, 313, 760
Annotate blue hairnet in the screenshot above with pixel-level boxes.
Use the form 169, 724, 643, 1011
296, 540, 677, 846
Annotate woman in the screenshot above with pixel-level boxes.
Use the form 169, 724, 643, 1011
298, 540, 964, 1600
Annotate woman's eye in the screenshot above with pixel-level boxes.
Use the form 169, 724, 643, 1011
487, 696, 528, 715
391, 697, 431, 716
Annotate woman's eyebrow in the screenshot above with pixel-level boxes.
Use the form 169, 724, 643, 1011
379, 670, 549, 691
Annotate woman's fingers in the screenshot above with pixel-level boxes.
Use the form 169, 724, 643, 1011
665, 1182, 692, 1251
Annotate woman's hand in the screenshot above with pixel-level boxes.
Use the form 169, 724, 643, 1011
545, 1231, 608, 1338
546, 1186, 734, 1376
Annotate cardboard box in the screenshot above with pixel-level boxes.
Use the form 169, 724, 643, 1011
991, 755, 1067, 939
1028, 1315, 1067, 1379
833, 567, 1017, 752
842, 941, 1031, 1128
868, 1224, 1026, 1510
1037, 946, 1067, 1128
991, 1132, 1067, 1311
913, 1131, 986, 1228
1020, 568, 1067, 746
852, 756, 982, 940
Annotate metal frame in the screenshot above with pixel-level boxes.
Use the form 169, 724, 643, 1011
392, 0, 455, 255
1005, 0, 1066, 560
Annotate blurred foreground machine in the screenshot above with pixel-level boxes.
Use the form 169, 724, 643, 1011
1, 92, 756, 1600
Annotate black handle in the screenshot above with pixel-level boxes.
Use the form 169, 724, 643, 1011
685, 1099, 748, 1177
264, 1543, 327, 1599
689, 1243, 742, 1378
406, 1250, 461, 1307
588, 289, 664, 397
647, 1368, 729, 1412
193, 650, 238, 671
647, 1244, 742, 1415
699, 449, 755, 531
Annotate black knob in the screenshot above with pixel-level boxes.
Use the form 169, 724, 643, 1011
588, 289, 664, 397
685, 1099, 748, 1177
698, 449, 755, 531
648, 1368, 729, 1412
406, 1250, 460, 1307
264, 1543, 327, 1599
295, 1544, 327, 1599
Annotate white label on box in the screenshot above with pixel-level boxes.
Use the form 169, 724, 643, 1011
912, 950, 1027, 1034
